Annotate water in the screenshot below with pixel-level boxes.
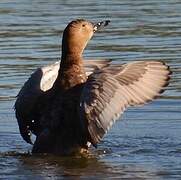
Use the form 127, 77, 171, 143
0, 0, 181, 179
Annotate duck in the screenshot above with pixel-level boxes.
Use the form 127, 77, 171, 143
15, 19, 171, 155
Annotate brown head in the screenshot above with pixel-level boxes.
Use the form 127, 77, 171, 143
61, 19, 110, 58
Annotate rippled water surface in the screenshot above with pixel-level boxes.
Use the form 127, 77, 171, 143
0, 0, 181, 179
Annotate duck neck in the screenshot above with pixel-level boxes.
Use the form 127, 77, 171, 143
54, 51, 86, 90
60, 52, 83, 69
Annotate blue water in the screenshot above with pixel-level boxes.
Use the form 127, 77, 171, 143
0, 0, 181, 179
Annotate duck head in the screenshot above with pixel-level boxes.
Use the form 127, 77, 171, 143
61, 19, 110, 58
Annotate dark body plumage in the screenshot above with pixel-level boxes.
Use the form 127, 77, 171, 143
15, 19, 171, 155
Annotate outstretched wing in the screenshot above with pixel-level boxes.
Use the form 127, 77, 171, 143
15, 59, 111, 144
79, 61, 171, 146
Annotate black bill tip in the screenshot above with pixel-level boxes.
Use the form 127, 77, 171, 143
93, 20, 110, 32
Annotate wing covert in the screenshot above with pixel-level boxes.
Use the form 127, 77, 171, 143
15, 59, 110, 144
79, 61, 171, 146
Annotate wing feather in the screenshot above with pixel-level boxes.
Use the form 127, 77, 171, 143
80, 61, 171, 146
15, 59, 110, 144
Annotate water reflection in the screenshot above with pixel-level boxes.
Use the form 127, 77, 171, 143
0, 152, 156, 179
20, 154, 107, 178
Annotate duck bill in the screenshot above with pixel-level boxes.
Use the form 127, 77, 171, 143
93, 20, 110, 32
